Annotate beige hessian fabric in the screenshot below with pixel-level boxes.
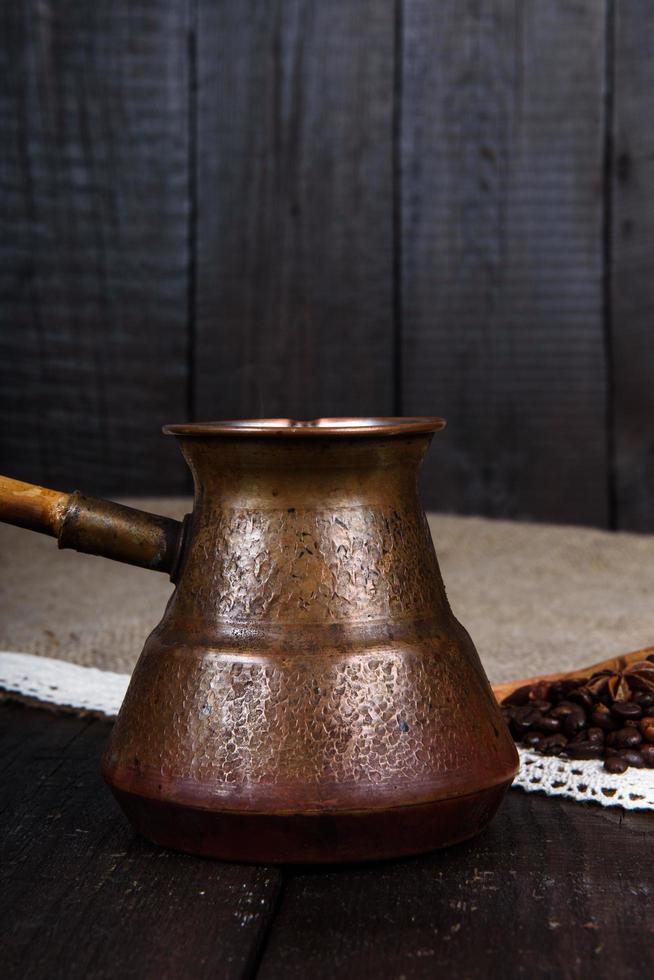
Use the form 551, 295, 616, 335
1, 499, 653, 684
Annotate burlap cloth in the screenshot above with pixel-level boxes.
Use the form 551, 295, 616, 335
1, 499, 653, 684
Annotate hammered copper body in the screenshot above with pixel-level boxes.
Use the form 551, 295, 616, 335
0, 419, 518, 863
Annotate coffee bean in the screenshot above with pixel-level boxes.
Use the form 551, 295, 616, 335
564, 742, 603, 760
605, 755, 628, 774
535, 716, 562, 734
611, 727, 642, 749
611, 701, 642, 720
553, 700, 586, 720
638, 719, 654, 742
618, 749, 645, 768
502, 684, 532, 707
563, 713, 586, 737
503, 673, 652, 774
510, 707, 542, 737
524, 707, 544, 724
568, 688, 594, 710
550, 703, 576, 719
551, 680, 578, 700
590, 706, 617, 732
539, 734, 567, 756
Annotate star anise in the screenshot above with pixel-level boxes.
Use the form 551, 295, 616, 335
584, 660, 654, 703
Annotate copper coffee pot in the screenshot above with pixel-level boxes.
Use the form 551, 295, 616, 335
0, 418, 518, 863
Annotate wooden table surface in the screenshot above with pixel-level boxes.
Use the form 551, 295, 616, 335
2, 702, 652, 979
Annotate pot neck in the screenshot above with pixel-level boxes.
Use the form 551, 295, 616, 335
165, 432, 448, 630
176, 434, 432, 511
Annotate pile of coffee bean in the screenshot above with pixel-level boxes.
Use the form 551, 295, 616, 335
501, 657, 654, 774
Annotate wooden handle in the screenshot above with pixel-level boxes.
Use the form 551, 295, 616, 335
0, 475, 186, 577
0, 476, 70, 537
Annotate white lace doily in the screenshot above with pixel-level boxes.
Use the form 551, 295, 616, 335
0, 651, 129, 715
1, 651, 652, 810
514, 747, 653, 810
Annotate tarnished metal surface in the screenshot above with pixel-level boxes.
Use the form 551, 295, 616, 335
0, 476, 184, 575
172, 504, 448, 623
0, 418, 519, 861
102, 419, 519, 860
106, 634, 511, 812
58, 493, 184, 575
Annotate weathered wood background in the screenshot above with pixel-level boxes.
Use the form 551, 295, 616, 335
1, 1, 652, 530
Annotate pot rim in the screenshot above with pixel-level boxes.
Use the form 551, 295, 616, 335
162, 417, 446, 438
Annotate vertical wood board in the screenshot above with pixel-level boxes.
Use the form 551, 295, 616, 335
401, 0, 608, 524
0, 1, 190, 494
195, 0, 395, 421
611, 0, 654, 531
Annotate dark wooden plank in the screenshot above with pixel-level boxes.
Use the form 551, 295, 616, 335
258, 791, 653, 979
611, 1, 654, 531
2, 703, 652, 980
195, 0, 395, 421
0, 2, 190, 495
0, 703, 93, 815
401, 1, 608, 524
0, 705, 282, 980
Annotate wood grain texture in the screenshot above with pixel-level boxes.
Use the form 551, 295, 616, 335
401, 0, 608, 523
258, 795, 652, 980
2, 0, 651, 531
1, 705, 282, 980
194, 0, 395, 421
0, 2, 190, 495
611, 1, 654, 531
1, 702, 652, 979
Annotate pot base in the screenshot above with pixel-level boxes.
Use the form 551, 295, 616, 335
109, 781, 512, 864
